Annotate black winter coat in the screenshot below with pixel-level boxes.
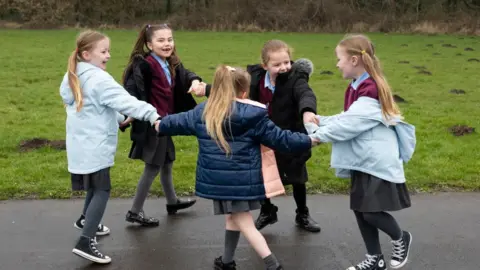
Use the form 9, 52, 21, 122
246, 59, 317, 184
122, 54, 203, 157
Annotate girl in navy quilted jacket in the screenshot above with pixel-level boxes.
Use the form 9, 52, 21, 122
157, 65, 318, 270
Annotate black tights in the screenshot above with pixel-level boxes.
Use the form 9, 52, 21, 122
354, 211, 402, 255
263, 183, 307, 211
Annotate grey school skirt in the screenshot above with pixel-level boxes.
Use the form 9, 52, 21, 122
71, 167, 111, 191
129, 130, 175, 166
213, 200, 262, 215
350, 170, 411, 212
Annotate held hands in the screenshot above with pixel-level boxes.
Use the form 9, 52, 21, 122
119, 116, 134, 128
188, 80, 207, 97
309, 135, 321, 147
303, 111, 319, 125
154, 120, 161, 133
302, 112, 321, 147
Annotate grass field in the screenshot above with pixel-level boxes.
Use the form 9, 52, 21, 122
0, 30, 479, 200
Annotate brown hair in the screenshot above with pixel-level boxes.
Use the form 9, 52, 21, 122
338, 34, 401, 119
261, 39, 293, 65
202, 65, 251, 155
123, 24, 180, 83
67, 30, 108, 112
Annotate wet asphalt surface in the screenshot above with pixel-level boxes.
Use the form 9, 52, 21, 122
0, 193, 479, 270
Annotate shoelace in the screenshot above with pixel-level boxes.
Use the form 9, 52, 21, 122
391, 238, 406, 261
357, 255, 377, 269
89, 239, 104, 257
80, 217, 104, 232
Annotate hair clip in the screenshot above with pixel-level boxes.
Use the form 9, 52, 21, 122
146, 24, 151, 29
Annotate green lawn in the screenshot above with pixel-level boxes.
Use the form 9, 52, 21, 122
0, 30, 479, 200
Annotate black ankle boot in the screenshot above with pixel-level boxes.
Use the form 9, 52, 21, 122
255, 205, 278, 230
72, 236, 111, 264
295, 207, 321, 233
214, 256, 236, 270
166, 198, 196, 215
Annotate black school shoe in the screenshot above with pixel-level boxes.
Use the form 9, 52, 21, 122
125, 210, 160, 226
255, 205, 279, 230
214, 256, 236, 270
295, 207, 321, 233
347, 254, 386, 270
390, 231, 412, 269
166, 198, 196, 215
74, 214, 110, 236
72, 236, 111, 264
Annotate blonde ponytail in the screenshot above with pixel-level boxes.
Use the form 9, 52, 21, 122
339, 34, 401, 120
67, 30, 108, 112
202, 65, 251, 155
361, 53, 401, 119
203, 66, 236, 154
67, 49, 83, 112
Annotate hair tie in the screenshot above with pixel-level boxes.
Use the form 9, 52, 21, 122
146, 24, 151, 29
226, 66, 236, 71
361, 50, 366, 55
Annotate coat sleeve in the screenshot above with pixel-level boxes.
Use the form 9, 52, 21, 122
205, 84, 212, 97
315, 115, 340, 126
120, 64, 149, 132
123, 68, 139, 98
253, 114, 311, 152
306, 98, 381, 143
96, 72, 160, 125
123, 60, 151, 98
177, 62, 202, 91
159, 107, 198, 136
293, 78, 317, 115
116, 112, 126, 123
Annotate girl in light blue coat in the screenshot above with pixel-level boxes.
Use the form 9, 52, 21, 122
305, 34, 416, 270
60, 30, 161, 264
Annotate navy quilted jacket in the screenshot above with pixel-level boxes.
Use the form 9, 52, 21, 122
159, 99, 312, 200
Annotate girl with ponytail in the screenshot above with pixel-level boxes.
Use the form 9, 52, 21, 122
157, 65, 319, 269
60, 30, 161, 264
122, 24, 208, 225
305, 34, 416, 270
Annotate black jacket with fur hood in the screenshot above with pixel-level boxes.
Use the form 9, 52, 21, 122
247, 59, 318, 181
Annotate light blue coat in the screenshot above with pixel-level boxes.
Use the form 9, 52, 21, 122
305, 97, 416, 183
60, 62, 159, 174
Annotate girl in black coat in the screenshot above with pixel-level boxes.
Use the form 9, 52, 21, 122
247, 40, 321, 233
191, 40, 321, 233
121, 24, 207, 226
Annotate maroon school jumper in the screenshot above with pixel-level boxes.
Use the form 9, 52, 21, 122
344, 77, 379, 111
257, 74, 274, 116
145, 55, 175, 116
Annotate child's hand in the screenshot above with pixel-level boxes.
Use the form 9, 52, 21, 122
154, 120, 161, 133
303, 111, 319, 125
309, 135, 321, 147
120, 116, 134, 128
188, 81, 207, 97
